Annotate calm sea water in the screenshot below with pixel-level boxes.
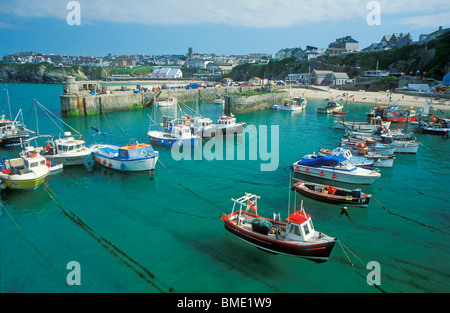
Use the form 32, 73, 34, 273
1, 83, 449, 293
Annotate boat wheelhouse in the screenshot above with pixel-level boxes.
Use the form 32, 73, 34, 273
222, 193, 337, 263
216, 115, 245, 135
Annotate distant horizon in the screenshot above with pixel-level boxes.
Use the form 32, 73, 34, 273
1, 0, 449, 57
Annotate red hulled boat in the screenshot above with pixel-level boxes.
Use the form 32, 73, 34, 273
222, 193, 337, 263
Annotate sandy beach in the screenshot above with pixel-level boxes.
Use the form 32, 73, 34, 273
292, 86, 450, 112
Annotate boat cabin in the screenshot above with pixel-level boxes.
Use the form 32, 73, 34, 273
284, 210, 315, 242
173, 124, 191, 139
193, 117, 213, 130
118, 143, 154, 159
331, 147, 352, 159
218, 116, 236, 127
1, 152, 46, 174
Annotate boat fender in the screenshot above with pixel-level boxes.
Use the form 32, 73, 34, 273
305, 169, 310, 173
295, 168, 300, 172
108, 163, 112, 167
97, 158, 100, 163
332, 174, 337, 179
102, 160, 106, 165
320, 172, 324, 176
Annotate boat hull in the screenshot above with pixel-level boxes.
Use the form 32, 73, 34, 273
43, 151, 92, 166
334, 121, 391, 131
223, 214, 336, 263
293, 164, 380, 185
0, 172, 48, 190
293, 181, 371, 208
386, 116, 417, 123
219, 123, 245, 135
147, 131, 200, 147
90, 152, 159, 172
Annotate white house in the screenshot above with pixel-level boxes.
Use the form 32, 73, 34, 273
150, 67, 183, 79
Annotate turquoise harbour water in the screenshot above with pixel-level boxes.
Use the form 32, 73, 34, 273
1, 83, 449, 293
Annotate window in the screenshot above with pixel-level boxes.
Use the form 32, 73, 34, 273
68, 146, 74, 151
303, 224, 310, 236
119, 150, 128, 157
30, 162, 38, 168
289, 225, 300, 236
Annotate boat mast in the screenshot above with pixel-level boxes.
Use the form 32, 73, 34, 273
4, 88, 12, 120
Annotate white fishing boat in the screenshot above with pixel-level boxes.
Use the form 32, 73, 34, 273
89, 132, 159, 173
0, 149, 49, 191
292, 154, 381, 185
277, 97, 307, 111
190, 116, 220, 138
217, 114, 245, 135
35, 132, 92, 166
155, 96, 177, 107
334, 116, 391, 131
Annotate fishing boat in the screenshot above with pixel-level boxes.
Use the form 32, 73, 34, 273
33, 132, 92, 166
222, 193, 337, 263
147, 116, 200, 147
89, 131, 159, 172
292, 154, 381, 185
345, 131, 419, 154
386, 108, 418, 123
341, 138, 396, 155
155, 96, 177, 107
317, 101, 343, 114
419, 118, 450, 136
0, 112, 30, 146
0, 149, 49, 190
292, 180, 372, 208
334, 116, 391, 131
276, 97, 307, 111
217, 114, 245, 135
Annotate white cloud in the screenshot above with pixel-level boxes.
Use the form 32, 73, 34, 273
0, 0, 449, 28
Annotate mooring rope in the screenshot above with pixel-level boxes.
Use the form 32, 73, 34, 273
371, 195, 450, 235
0, 201, 74, 291
43, 184, 175, 293
157, 159, 223, 217
337, 239, 400, 293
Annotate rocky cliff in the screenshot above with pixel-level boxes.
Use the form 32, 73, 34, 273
0, 63, 109, 83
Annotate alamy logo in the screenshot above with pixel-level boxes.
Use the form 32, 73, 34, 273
171, 125, 280, 172
367, 1, 381, 26
366, 261, 381, 286
66, 261, 81, 285
66, 1, 81, 26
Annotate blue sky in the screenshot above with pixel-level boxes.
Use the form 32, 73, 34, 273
1, 0, 449, 57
